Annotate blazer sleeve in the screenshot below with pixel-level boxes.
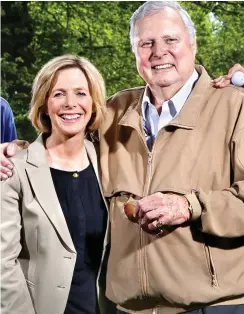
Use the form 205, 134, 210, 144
185, 93, 244, 238
1, 166, 35, 314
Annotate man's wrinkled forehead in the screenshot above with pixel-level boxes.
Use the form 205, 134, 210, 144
134, 7, 187, 39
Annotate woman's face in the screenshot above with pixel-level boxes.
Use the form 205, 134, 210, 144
46, 67, 93, 139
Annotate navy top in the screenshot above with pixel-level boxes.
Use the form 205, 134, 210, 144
1, 97, 17, 143
50, 164, 107, 314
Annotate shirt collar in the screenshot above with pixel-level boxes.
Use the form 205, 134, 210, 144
141, 85, 151, 121
141, 69, 199, 121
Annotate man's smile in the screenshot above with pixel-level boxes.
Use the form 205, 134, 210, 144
151, 63, 174, 70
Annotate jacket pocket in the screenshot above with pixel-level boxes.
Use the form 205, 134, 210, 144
203, 244, 219, 287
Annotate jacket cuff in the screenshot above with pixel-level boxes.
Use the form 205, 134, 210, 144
185, 192, 202, 221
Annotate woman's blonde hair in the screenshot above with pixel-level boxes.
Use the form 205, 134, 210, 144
28, 55, 106, 133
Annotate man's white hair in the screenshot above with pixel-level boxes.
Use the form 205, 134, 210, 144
130, 1, 196, 52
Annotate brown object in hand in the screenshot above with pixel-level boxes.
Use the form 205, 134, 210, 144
124, 202, 138, 223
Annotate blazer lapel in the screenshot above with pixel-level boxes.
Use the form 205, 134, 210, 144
85, 139, 109, 246
85, 139, 100, 181
26, 135, 76, 253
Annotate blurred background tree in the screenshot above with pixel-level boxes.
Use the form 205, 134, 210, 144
1, 1, 244, 141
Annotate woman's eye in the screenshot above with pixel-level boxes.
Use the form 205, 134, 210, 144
77, 91, 86, 96
54, 92, 64, 97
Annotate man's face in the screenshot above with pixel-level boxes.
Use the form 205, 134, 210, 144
134, 8, 196, 93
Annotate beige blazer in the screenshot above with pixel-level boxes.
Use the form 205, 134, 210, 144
1, 134, 113, 314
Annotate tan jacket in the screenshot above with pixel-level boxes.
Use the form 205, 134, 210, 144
1, 135, 115, 314
100, 66, 244, 314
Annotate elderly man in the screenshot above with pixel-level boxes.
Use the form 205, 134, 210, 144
100, 1, 244, 314
1, 1, 244, 314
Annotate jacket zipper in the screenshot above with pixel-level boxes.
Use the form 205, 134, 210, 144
134, 122, 162, 301
140, 151, 153, 297
204, 244, 218, 287
120, 122, 160, 303
118, 122, 150, 298
140, 131, 163, 313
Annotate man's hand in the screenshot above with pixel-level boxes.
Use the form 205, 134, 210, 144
212, 63, 244, 88
0, 142, 18, 180
134, 192, 190, 234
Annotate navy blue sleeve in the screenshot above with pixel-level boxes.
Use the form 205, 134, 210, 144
1, 97, 18, 143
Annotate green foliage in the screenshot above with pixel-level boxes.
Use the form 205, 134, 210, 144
1, 1, 243, 141
181, 1, 244, 76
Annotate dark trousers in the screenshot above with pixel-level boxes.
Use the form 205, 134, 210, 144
117, 304, 244, 314
182, 304, 244, 314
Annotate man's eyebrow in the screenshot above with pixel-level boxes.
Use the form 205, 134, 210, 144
137, 38, 154, 44
161, 34, 179, 39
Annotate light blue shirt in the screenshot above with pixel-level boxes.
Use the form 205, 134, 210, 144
142, 69, 199, 149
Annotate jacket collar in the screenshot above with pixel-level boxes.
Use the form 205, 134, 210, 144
119, 65, 212, 130
26, 133, 100, 169
168, 65, 211, 129
118, 91, 144, 133
25, 134, 108, 252
26, 134, 47, 167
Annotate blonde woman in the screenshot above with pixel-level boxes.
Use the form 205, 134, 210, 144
1, 55, 116, 314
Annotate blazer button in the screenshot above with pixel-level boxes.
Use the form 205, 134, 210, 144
57, 285, 65, 289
